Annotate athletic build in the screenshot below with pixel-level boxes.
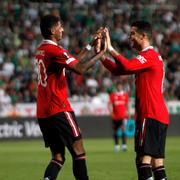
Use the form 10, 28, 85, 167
99, 21, 169, 180
35, 15, 105, 180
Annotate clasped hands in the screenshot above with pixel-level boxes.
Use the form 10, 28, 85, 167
92, 27, 113, 56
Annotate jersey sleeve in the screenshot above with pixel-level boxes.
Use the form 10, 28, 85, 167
101, 58, 120, 75
101, 57, 136, 75
115, 52, 154, 71
52, 46, 78, 68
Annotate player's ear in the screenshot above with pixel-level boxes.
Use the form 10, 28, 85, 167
142, 32, 147, 39
51, 27, 55, 35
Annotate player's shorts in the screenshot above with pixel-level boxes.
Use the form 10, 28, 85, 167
38, 111, 82, 153
135, 118, 168, 158
112, 119, 127, 129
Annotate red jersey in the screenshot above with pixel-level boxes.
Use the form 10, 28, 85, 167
102, 46, 169, 124
35, 40, 78, 118
109, 91, 129, 120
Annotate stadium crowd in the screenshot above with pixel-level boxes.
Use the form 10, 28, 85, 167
0, 0, 179, 107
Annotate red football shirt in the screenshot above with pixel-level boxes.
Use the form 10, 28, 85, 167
35, 40, 78, 118
109, 91, 129, 120
102, 46, 169, 124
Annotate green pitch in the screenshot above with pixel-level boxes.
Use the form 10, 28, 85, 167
0, 137, 179, 180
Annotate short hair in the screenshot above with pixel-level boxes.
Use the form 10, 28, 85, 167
131, 21, 152, 39
115, 81, 122, 87
40, 15, 60, 39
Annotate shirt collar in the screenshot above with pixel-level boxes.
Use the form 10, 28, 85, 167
142, 46, 153, 52
42, 39, 58, 46
116, 90, 124, 94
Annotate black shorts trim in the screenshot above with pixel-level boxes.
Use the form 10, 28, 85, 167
38, 111, 82, 152
135, 118, 168, 158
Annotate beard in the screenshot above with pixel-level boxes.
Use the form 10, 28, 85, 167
130, 40, 141, 51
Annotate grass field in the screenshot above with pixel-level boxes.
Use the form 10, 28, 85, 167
0, 137, 179, 180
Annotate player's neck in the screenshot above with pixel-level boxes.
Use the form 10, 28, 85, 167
140, 41, 151, 51
49, 37, 58, 44
116, 90, 123, 93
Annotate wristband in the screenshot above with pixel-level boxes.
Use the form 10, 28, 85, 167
108, 46, 114, 52
85, 44, 92, 51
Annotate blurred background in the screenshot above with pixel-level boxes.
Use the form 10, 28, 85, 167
0, 0, 179, 137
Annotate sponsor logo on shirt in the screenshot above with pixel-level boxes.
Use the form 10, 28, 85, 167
136, 55, 147, 64
63, 52, 75, 64
66, 57, 75, 64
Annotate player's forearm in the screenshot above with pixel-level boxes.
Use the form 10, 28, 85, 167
101, 57, 135, 75
109, 49, 140, 74
115, 54, 132, 71
107, 45, 134, 71
74, 52, 103, 74
101, 56, 127, 75
108, 46, 130, 70
101, 57, 119, 75
77, 44, 92, 61
108, 46, 119, 58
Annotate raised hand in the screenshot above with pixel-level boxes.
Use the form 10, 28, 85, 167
103, 27, 112, 51
93, 27, 104, 40
93, 27, 104, 54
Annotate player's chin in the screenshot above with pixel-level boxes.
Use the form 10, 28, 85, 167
58, 34, 62, 40
130, 41, 137, 49
57, 36, 62, 41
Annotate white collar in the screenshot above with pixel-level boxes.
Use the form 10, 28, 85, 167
142, 46, 153, 52
42, 39, 58, 46
116, 90, 124, 94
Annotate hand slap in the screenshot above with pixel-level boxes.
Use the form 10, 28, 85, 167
93, 27, 105, 54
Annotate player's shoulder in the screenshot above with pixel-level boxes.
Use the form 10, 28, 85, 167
140, 46, 163, 61
40, 40, 65, 53
141, 46, 160, 56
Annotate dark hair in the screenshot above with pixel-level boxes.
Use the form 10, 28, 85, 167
115, 81, 122, 86
131, 21, 152, 39
40, 15, 60, 39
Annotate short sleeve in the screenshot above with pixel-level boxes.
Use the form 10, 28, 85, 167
52, 46, 78, 68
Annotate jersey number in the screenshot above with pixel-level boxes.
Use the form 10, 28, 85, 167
36, 58, 47, 87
